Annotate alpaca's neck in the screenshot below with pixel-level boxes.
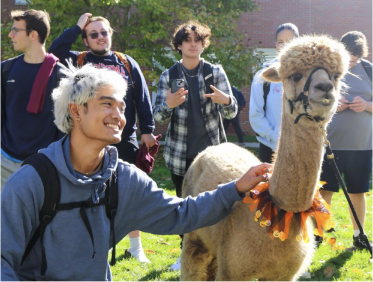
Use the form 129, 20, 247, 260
268, 113, 325, 212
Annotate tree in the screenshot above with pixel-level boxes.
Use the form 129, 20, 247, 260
1, 0, 264, 89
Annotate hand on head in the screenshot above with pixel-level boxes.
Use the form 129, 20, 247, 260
203, 85, 230, 105
235, 163, 273, 194
165, 88, 188, 109
77, 13, 92, 30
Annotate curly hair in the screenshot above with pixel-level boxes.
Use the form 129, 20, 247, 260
52, 64, 127, 134
340, 31, 369, 58
171, 20, 211, 55
11, 9, 50, 44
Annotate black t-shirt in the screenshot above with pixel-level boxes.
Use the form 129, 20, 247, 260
184, 65, 212, 158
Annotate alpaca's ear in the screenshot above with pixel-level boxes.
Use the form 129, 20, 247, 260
261, 63, 281, 83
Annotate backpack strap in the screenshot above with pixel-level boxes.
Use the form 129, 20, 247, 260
113, 51, 134, 88
262, 81, 271, 112
77, 51, 88, 68
202, 61, 214, 94
20, 153, 61, 276
106, 168, 118, 266
361, 58, 372, 82
168, 63, 181, 138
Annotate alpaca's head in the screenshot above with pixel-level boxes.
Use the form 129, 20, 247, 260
262, 35, 350, 124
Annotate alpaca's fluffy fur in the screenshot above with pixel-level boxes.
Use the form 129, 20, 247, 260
180, 35, 350, 281
277, 35, 349, 80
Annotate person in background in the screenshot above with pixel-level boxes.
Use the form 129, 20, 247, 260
320, 30, 372, 250
224, 86, 246, 146
153, 20, 237, 271
249, 23, 299, 163
1, 9, 66, 189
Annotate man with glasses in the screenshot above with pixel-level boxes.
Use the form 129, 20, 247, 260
49, 13, 155, 263
1, 9, 66, 189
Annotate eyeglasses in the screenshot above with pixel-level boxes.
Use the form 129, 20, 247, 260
88, 31, 109, 39
10, 27, 32, 35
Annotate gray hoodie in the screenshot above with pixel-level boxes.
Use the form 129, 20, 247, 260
1, 136, 242, 281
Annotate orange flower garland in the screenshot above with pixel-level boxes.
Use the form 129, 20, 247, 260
243, 181, 335, 243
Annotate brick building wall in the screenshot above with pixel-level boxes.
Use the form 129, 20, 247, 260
2, 0, 372, 137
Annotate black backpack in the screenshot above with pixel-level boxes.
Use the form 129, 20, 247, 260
20, 153, 119, 276
361, 58, 372, 82
262, 81, 271, 112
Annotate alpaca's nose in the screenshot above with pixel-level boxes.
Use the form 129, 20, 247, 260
314, 81, 333, 93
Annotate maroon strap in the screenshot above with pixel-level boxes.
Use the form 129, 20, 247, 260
26, 53, 59, 114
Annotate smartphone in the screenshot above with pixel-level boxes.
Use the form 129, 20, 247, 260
171, 79, 185, 93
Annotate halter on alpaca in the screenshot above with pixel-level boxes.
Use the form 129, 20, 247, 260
288, 67, 331, 124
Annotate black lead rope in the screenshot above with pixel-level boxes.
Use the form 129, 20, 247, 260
324, 144, 372, 256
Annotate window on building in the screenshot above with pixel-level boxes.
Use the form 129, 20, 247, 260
256, 48, 277, 64
15, 0, 28, 4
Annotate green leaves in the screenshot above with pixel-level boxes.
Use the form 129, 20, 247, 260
1, 0, 263, 87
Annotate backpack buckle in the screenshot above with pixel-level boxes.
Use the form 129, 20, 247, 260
42, 215, 52, 223
110, 209, 117, 217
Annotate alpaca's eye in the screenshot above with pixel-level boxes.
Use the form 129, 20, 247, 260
333, 74, 340, 80
291, 73, 303, 82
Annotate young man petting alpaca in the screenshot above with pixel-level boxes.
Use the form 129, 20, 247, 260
1, 64, 271, 281
153, 20, 238, 270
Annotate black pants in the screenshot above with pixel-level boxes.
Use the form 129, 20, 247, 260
223, 110, 244, 143
170, 158, 194, 248
259, 142, 274, 163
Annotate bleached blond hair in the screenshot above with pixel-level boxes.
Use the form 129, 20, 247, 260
52, 63, 127, 134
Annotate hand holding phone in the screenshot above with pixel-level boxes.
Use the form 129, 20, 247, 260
171, 79, 185, 93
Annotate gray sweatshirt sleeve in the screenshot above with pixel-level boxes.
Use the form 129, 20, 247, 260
123, 171, 242, 235
1, 166, 43, 281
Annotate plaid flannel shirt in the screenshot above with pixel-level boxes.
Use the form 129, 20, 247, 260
153, 59, 238, 176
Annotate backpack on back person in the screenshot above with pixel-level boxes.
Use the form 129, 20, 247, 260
77, 51, 134, 88
20, 153, 119, 276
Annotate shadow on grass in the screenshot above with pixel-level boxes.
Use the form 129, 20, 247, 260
114, 249, 132, 263
139, 268, 180, 281
302, 250, 353, 281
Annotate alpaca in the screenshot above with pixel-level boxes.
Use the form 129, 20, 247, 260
180, 35, 350, 281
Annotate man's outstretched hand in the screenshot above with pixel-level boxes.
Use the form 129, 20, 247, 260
235, 163, 273, 194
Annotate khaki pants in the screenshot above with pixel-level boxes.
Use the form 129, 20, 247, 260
1, 154, 21, 191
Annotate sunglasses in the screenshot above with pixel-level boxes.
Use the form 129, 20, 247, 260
88, 31, 109, 39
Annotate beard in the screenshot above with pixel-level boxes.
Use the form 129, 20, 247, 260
90, 47, 110, 56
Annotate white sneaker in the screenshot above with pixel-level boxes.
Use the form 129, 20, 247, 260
128, 248, 151, 263
170, 256, 181, 271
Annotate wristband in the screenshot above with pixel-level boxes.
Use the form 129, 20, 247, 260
163, 101, 172, 111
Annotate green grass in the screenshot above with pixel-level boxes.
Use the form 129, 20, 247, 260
111, 145, 372, 281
